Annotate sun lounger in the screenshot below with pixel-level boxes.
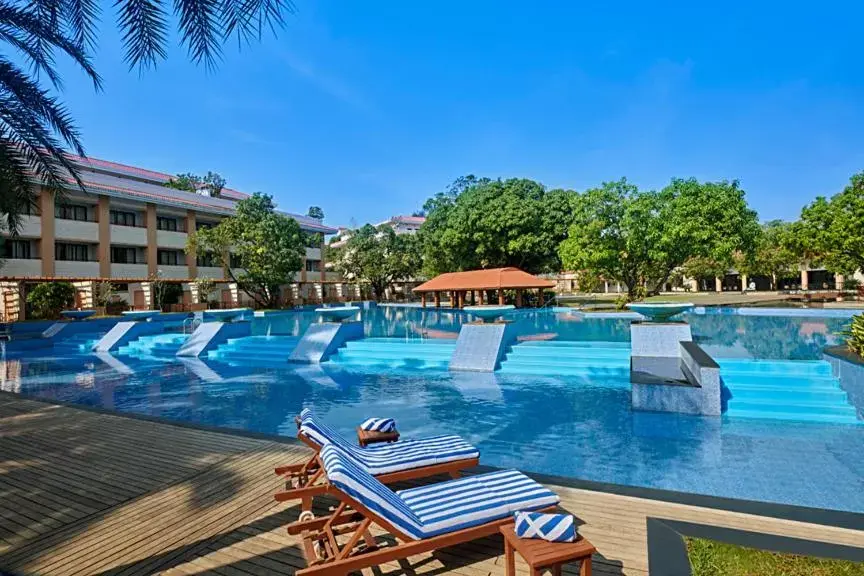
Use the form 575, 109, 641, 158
275, 409, 480, 508
285, 444, 560, 576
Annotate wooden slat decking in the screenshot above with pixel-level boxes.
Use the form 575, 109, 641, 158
0, 393, 862, 575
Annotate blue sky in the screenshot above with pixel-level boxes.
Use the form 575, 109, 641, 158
55, 0, 864, 227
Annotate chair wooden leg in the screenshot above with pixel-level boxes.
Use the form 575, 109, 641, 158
504, 541, 515, 576
580, 558, 592, 576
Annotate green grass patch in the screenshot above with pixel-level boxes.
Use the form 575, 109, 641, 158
686, 537, 864, 576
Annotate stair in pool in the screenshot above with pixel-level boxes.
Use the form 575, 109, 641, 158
52, 332, 108, 354
117, 333, 188, 358
498, 340, 631, 378
207, 335, 300, 366
719, 359, 860, 424
326, 338, 457, 370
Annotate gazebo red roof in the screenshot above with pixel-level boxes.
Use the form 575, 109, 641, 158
413, 268, 555, 293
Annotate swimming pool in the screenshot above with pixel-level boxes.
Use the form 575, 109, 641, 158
1, 306, 862, 514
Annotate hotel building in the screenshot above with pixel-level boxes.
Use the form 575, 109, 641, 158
0, 155, 339, 320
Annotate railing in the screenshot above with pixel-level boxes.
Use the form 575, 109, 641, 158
183, 316, 201, 335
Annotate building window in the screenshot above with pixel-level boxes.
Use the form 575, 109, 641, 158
157, 249, 182, 266
196, 221, 214, 231
196, 252, 216, 267
113, 283, 129, 292
111, 246, 139, 264
157, 216, 179, 231
306, 259, 321, 272
4, 240, 31, 259
55, 204, 89, 221
56, 242, 91, 262
229, 253, 243, 268
110, 210, 137, 227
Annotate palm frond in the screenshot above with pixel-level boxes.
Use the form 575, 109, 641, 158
221, 0, 293, 44
114, 0, 168, 70
174, 0, 221, 70
0, 132, 41, 235
62, 0, 100, 50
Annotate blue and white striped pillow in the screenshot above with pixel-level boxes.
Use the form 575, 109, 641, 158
360, 417, 396, 433
514, 511, 576, 543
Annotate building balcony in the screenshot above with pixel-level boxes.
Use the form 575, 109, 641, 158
111, 263, 149, 279
1, 215, 42, 237
55, 219, 98, 242
55, 260, 99, 278
197, 267, 225, 280
305, 247, 322, 261
111, 224, 147, 245
324, 271, 342, 282
159, 265, 189, 279
157, 230, 188, 250
1, 259, 42, 277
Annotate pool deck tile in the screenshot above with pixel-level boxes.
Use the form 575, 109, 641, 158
0, 393, 862, 576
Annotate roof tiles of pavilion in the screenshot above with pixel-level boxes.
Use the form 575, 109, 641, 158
413, 267, 555, 293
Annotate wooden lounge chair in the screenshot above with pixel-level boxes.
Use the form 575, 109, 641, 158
275, 409, 480, 509
284, 444, 561, 576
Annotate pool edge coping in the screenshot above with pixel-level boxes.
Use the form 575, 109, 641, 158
2, 389, 862, 533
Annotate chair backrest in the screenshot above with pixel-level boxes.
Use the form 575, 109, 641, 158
320, 444, 425, 540
299, 408, 354, 448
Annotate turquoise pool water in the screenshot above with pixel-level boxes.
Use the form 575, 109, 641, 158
1, 307, 862, 514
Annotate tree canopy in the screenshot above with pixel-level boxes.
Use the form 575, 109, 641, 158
559, 178, 760, 299
788, 172, 864, 275
420, 176, 575, 276
329, 224, 421, 299
307, 206, 325, 220
187, 193, 305, 308
164, 172, 226, 197
735, 220, 799, 287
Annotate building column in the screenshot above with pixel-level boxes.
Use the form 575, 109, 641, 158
97, 197, 110, 279
740, 273, 748, 292
603, 281, 609, 293
800, 269, 809, 291
479, 290, 485, 305
715, 277, 723, 293
145, 203, 157, 277
39, 187, 55, 277
516, 289, 523, 307
186, 210, 197, 278
497, 289, 505, 305
836, 274, 845, 291
319, 239, 326, 283
434, 291, 441, 308
420, 293, 427, 308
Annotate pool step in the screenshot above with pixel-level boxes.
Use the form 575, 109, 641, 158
207, 334, 299, 365
327, 338, 456, 371
117, 333, 188, 357
52, 332, 108, 354
499, 340, 631, 377
721, 359, 860, 425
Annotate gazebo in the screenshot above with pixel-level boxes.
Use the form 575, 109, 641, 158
413, 267, 555, 308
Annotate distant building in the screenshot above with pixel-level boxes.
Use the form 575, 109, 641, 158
375, 215, 425, 235
0, 154, 340, 319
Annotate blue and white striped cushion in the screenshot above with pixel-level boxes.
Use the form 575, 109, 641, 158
300, 408, 480, 475
320, 444, 560, 540
514, 511, 576, 542
360, 417, 396, 432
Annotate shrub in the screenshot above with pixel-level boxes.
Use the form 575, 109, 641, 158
843, 277, 861, 291
845, 314, 864, 357
27, 282, 76, 319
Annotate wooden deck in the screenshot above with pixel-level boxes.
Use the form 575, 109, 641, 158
0, 394, 861, 575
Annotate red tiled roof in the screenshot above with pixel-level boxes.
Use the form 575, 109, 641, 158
413, 268, 555, 292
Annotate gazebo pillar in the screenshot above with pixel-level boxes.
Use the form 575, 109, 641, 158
434, 291, 441, 308
479, 290, 485, 304
497, 289, 505, 305
420, 293, 427, 308
516, 289, 523, 308
470, 290, 476, 305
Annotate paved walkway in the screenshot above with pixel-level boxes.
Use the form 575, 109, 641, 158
0, 394, 861, 575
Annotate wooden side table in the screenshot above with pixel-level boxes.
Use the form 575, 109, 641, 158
500, 524, 595, 576
356, 427, 400, 447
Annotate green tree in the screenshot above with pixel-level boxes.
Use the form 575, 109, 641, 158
736, 220, 799, 289
330, 224, 421, 300
789, 172, 864, 275
27, 281, 75, 319
0, 0, 293, 234
193, 277, 216, 305
420, 176, 575, 276
559, 178, 759, 300
164, 171, 226, 198
187, 193, 304, 308
307, 206, 325, 220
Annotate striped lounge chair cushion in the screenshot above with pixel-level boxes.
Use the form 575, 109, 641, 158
321, 444, 559, 540
299, 408, 479, 475
514, 511, 576, 542
360, 417, 396, 432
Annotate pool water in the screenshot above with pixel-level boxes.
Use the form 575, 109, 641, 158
1, 307, 862, 514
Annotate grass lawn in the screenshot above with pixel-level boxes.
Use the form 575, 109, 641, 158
686, 537, 864, 576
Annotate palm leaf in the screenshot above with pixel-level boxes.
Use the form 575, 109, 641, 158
114, 0, 168, 70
